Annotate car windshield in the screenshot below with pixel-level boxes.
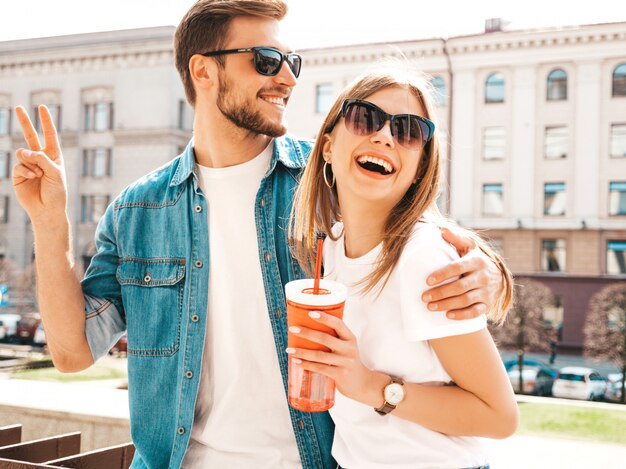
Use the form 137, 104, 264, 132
559, 373, 585, 382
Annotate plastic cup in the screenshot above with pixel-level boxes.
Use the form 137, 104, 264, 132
285, 278, 347, 412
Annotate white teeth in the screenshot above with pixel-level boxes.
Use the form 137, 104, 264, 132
263, 96, 285, 105
356, 155, 393, 174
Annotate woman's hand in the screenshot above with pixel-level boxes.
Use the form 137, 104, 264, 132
286, 311, 376, 404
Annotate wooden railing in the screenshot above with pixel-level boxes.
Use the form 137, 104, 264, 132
0, 425, 134, 469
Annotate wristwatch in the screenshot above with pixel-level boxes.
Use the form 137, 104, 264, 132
375, 375, 405, 415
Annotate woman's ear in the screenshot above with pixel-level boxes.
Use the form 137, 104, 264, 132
189, 55, 216, 94
322, 134, 333, 163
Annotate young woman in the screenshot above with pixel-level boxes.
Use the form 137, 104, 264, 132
288, 64, 518, 468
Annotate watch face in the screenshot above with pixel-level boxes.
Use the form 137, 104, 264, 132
384, 382, 405, 405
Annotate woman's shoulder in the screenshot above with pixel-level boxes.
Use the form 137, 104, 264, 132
400, 221, 460, 266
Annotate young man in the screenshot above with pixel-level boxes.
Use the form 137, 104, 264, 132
12, 1, 510, 467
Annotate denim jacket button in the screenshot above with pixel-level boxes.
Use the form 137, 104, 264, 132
143, 274, 151, 283
185, 371, 193, 379
195, 260, 203, 268
191, 315, 199, 322
265, 252, 270, 263
194, 205, 202, 213
177, 427, 185, 435
260, 198, 265, 208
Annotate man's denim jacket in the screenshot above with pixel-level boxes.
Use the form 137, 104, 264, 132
81, 136, 335, 469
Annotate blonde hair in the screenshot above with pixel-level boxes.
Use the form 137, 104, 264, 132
289, 61, 512, 323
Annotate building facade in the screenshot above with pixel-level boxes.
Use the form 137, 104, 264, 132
0, 22, 624, 351
0, 27, 192, 273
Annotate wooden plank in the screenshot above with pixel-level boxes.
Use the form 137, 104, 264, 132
0, 458, 65, 468
0, 434, 80, 464
45, 443, 135, 469
0, 426, 22, 447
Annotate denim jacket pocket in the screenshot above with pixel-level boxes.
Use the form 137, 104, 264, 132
117, 257, 186, 356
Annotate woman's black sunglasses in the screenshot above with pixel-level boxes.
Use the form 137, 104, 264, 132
202, 46, 302, 78
330, 99, 435, 150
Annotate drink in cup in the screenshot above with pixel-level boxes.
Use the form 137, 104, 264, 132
285, 278, 347, 412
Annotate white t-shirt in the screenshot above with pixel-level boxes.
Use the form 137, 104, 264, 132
182, 143, 301, 469
325, 221, 489, 469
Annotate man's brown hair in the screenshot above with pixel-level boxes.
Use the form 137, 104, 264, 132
174, 0, 288, 107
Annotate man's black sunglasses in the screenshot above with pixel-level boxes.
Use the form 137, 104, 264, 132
201, 46, 302, 78
330, 99, 435, 151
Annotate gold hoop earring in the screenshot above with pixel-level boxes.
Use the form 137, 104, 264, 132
323, 161, 335, 189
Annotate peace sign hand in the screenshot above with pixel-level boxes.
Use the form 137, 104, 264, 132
12, 105, 68, 225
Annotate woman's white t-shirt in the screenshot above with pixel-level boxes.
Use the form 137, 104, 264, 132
325, 221, 489, 469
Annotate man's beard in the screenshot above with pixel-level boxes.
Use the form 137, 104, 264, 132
216, 72, 287, 137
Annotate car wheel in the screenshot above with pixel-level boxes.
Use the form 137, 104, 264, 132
588, 393, 595, 401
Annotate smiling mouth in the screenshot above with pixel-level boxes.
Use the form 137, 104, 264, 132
356, 155, 395, 175
261, 96, 287, 107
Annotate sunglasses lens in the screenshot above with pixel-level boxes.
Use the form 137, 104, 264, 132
345, 102, 379, 136
392, 116, 427, 150
255, 48, 282, 75
287, 54, 302, 78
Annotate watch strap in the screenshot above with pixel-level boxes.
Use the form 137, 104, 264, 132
375, 375, 404, 416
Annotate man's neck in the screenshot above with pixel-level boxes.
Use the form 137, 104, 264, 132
192, 113, 273, 168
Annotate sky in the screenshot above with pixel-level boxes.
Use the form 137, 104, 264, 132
0, 0, 625, 49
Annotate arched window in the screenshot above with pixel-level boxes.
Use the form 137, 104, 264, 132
547, 69, 567, 101
430, 76, 447, 106
613, 63, 626, 97
485, 72, 505, 103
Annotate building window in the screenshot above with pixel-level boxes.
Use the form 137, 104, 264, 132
315, 83, 333, 114
0, 196, 8, 223
178, 100, 194, 131
610, 124, 626, 158
33, 104, 61, 133
430, 76, 447, 106
482, 127, 506, 160
607, 240, 626, 274
82, 148, 112, 178
612, 63, 626, 97
482, 184, 503, 215
485, 72, 505, 103
0, 152, 9, 179
544, 126, 568, 159
546, 69, 567, 101
81, 195, 110, 224
544, 183, 566, 216
84, 102, 113, 131
609, 181, 626, 216
0, 107, 10, 136
541, 239, 566, 272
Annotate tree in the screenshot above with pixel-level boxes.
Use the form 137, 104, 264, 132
584, 282, 626, 404
490, 278, 554, 394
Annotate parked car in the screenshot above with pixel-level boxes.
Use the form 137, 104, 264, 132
552, 366, 607, 401
508, 366, 556, 396
0, 313, 21, 341
503, 358, 552, 371
15, 313, 41, 344
605, 373, 624, 403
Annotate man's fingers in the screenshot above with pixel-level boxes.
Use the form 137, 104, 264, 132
15, 149, 43, 174
426, 288, 487, 312
446, 303, 487, 320
15, 106, 42, 151
17, 149, 59, 175
39, 105, 62, 159
441, 226, 476, 256
426, 254, 485, 286
12, 163, 39, 180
